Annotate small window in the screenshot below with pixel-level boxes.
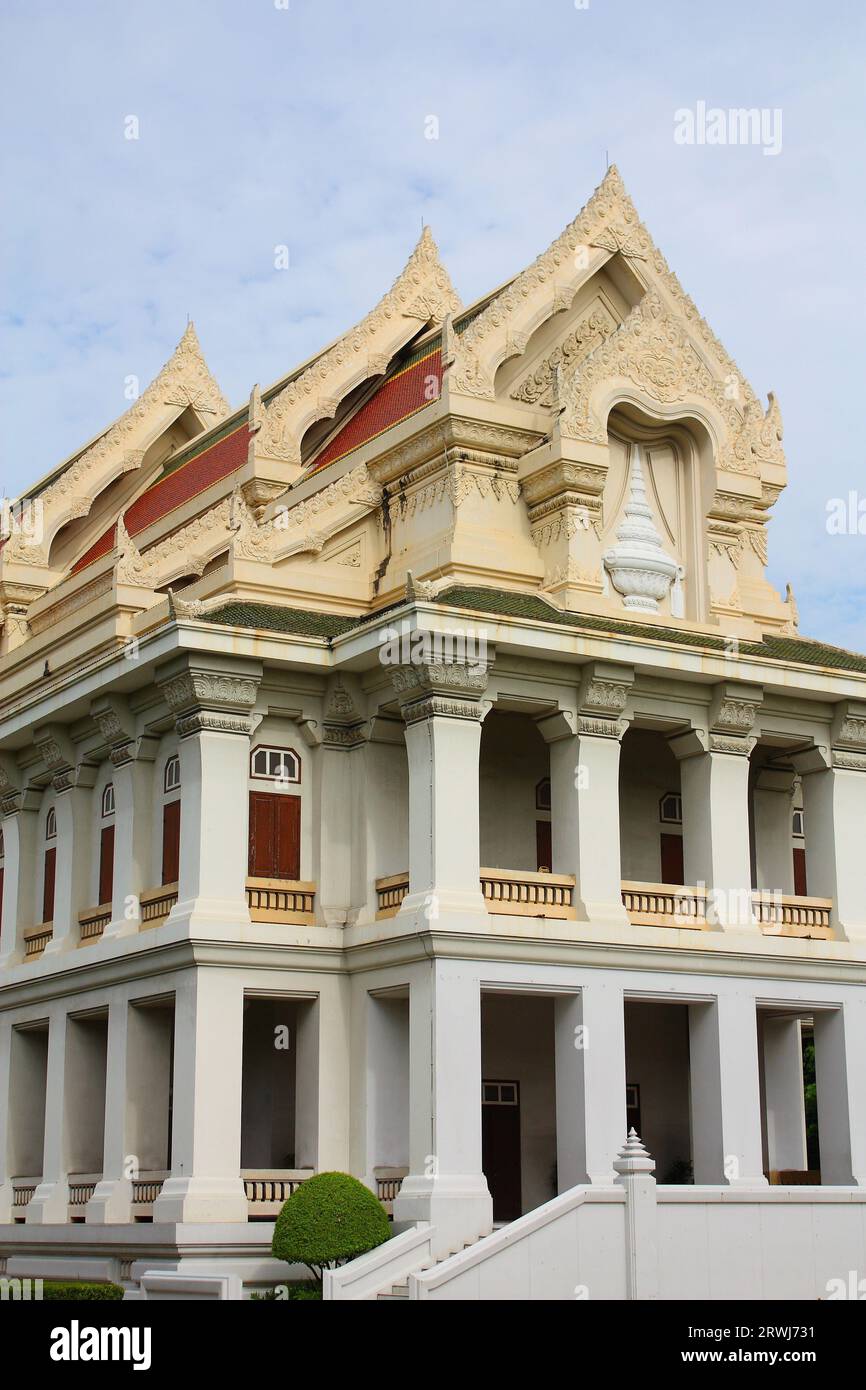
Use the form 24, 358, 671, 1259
250, 745, 301, 784
792, 809, 805, 838
45, 807, 57, 840
659, 792, 683, 825
482, 1080, 519, 1106
102, 783, 115, 818
535, 777, 551, 812
164, 755, 181, 795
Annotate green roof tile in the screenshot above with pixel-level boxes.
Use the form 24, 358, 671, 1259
198, 585, 866, 676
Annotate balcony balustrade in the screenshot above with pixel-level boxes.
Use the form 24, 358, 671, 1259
242, 1169, 314, 1219
245, 878, 316, 925
23, 923, 52, 958
78, 903, 111, 943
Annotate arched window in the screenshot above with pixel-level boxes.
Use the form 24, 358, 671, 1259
161, 755, 181, 886
659, 792, 683, 825
535, 777, 551, 812
164, 755, 181, 794
98, 784, 116, 907
43, 806, 57, 923
250, 746, 301, 785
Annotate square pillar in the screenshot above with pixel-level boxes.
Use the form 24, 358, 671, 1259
752, 767, 796, 896
0, 1021, 13, 1220
86, 999, 133, 1222
813, 1000, 866, 1185
797, 734, 866, 940
555, 983, 627, 1187
153, 969, 247, 1222
762, 1016, 807, 1172
548, 664, 633, 925
392, 961, 492, 1257
156, 657, 262, 932
26, 1008, 69, 1223
43, 780, 95, 952
392, 661, 488, 925
294, 981, 351, 1173
0, 792, 40, 964
105, 751, 156, 937
689, 990, 767, 1186
672, 683, 761, 931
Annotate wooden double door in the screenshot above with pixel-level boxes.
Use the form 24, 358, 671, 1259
248, 791, 301, 880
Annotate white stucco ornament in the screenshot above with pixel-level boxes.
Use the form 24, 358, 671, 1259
603, 444, 684, 615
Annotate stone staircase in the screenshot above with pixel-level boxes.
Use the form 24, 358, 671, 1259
376, 1233, 488, 1300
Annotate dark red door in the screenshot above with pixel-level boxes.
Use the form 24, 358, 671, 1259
248, 793, 301, 880
42, 847, 56, 923
660, 832, 684, 885
162, 800, 181, 885
536, 820, 552, 872
98, 824, 115, 906
793, 847, 807, 896
482, 1082, 522, 1222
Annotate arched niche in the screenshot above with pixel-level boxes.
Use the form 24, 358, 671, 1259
601, 402, 715, 624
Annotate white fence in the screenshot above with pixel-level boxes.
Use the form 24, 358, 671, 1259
408, 1134, 866, 1300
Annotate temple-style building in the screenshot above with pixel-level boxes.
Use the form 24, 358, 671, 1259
1, 168, 864, 1301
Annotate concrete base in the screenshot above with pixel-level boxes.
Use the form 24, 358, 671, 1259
152, 1177, 249, 1224
393, 1174, 493, 1259
86, 1177, 133, 1223
25, 1180, 68, 1224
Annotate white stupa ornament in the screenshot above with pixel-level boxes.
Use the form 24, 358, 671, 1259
603, 444, 685, 616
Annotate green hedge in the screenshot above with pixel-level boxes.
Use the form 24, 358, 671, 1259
272, 1171, 390, 1282
251, 1283, 322, 1301
41, 1282, 125, 1301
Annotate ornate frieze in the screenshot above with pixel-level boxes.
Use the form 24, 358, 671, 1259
255, 229, 462, 466
510, 306, 617, 406
157, 661, 262, 740
391, 660, 490, 724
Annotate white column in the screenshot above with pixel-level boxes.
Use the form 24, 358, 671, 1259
156, 658, 262, 933
555, 983, 627, 1187
105, 752, 155, 937
43, 780, 94, 952
365, 992, 410, 1187
762, 1016, 807, 1172
392, 662, 488, 924
547, 664, 633, 925
752, 768, 796, 896
673, 684, 761, 931
26, 1007, 69, 1223
86, 999, 132, 1222
814, 1000, 866, 1186
0, 793, 39, 964
798, 747, 866, 940
689, 989, 767, 1186
0, 1020, 12, 1220
153, 969, 247, 1222
393, 961, 492, 1257
294, 979, 351, 1173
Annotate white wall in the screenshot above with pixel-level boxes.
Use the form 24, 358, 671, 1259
624, 1001, 692, 1181
619, 730, 681, 881
480, 713, 549, 871
481, 994, 557, 1212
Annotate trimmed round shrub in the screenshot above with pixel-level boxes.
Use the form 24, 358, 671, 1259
272, 1172, 390, 1282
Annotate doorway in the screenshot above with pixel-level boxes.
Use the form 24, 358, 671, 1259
482, 1079, 522, 1221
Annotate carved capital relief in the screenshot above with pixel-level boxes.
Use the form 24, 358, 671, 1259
320, 675, 369, 750
705, 683, 763, 757
576, 664, 634, 738
156, 663, 262, 740
391, 660, 490, 724
830, 702, 866, 773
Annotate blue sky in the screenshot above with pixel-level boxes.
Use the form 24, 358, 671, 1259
1, 0, 865, 646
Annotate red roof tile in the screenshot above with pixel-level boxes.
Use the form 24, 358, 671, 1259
72, 424, 250, 575
308, 347, 442, 476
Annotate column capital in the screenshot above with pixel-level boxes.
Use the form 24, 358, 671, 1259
576, 661, 634, 738
391, 660, 489, 724
155, 655, 263, 738
317, 674, 369, 750
829, 701, 866, 772
707, 681, 763, 756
